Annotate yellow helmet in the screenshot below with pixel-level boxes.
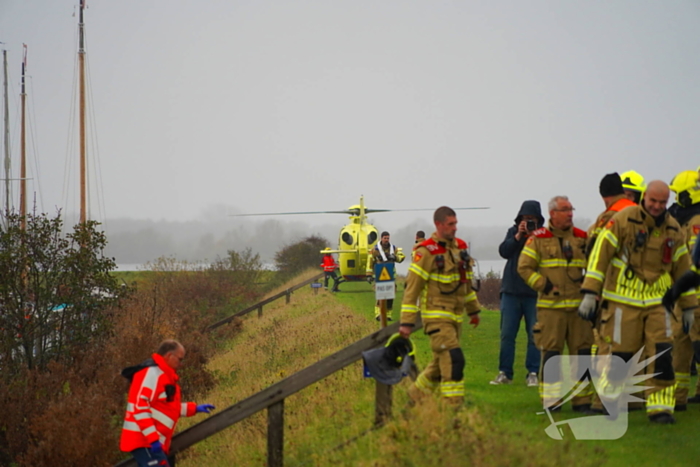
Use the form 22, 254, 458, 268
670, 170, 700, 207
670, 170, 699, 193
620, 170, 646, 193
323, 247, 332, 251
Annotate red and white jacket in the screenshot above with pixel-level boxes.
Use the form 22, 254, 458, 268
321, 255, 337, 272
120, 353, 196, 454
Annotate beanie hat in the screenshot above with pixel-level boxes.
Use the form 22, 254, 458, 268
599, 173, 625, 197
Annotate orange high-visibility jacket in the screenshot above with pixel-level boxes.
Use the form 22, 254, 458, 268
120, 353, 196, 454
321, 255, 337, 272
586, 196, 636, 254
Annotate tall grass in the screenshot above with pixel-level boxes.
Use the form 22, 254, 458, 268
177, 280, 607, 467
177, 278, 377, 466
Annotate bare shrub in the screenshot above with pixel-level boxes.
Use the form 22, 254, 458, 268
476, 270, 501, 310
0, 251, 260, 466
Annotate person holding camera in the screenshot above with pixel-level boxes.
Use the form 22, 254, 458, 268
490, 200, 544, 386
367, 231, 405, 321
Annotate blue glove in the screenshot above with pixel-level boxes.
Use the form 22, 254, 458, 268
196, 404, 216, 414
150, 440, 163, 454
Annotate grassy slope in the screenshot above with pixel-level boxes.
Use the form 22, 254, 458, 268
334, 281, 700, 467
178, 276, 700, 466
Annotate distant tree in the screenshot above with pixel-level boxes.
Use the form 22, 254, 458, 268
0, 212, 129, 377
274, 235, 329, 277
210, 247, 263, 288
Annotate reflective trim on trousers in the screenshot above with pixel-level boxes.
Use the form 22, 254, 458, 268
415, 373, 438, 392
539, 381, 562, 401
647, 385, 676, 414
676, 372, 690, 390
440, 381, 465, 398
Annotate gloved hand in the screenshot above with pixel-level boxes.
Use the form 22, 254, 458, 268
469, 312, 480, 328
196, 404, 216, 414
662, 288, 676, 315
683, 308, 696, 335
577, 293, 597, 321
543, 279, 554, 295
150, 440, 163, 454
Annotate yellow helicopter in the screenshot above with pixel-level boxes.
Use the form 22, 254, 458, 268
231, 196, 488, 282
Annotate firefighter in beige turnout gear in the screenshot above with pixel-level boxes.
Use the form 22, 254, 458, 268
587, 173, 637, 257
668, 170, 700, 409
579, 181, 698, 424
399, 207, 481, 406
518, 195, 594, 412
587, 173, 640, 406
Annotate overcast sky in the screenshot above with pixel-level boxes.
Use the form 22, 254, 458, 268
1, 0, 698, 233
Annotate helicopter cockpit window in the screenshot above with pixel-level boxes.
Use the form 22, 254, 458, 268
341, 232, 353, 246
367, 231, 378, 245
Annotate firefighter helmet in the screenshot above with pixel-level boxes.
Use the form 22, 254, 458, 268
670, 170, 700, 207
620, 170, 646, 193
361, 333, 415, 385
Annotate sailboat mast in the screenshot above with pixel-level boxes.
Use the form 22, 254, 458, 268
78, 0, 87, 223
20, 45, 27, 229
2, 50, 10, 220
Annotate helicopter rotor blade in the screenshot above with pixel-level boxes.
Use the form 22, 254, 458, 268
230, 210, 352, 217
365, 207, 489, 213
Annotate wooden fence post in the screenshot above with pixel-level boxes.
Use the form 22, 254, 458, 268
258, 306, 263, 318
374, 381, 392, 427
268, 399, 284, 467
285, 290, 291, 304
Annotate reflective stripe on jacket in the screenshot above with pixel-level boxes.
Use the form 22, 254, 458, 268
400, 233, 480, 326
120, 353, 196, 454
681, 213, 700, 301
367, 243, 406, 273
587, 196, 636, 256
582, 205, 697, 309
321, 255, 337, 272
518, 224, 588, 309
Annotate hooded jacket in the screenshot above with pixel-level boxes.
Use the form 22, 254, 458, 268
120, 353, 197, 454
499, 200, 544, 296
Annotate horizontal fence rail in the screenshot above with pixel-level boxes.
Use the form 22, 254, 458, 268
115, 317, 423, 467
206, 272, 324, 331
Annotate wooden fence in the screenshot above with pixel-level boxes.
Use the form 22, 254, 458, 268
115, 317, 422, 467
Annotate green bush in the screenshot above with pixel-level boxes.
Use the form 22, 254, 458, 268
273, 235, 329, 280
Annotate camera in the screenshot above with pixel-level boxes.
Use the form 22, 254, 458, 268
526, 220, 536, 232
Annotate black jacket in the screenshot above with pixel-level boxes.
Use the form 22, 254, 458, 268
499, 200, 544, 297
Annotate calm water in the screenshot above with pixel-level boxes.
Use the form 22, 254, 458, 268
118, 259, 508, 277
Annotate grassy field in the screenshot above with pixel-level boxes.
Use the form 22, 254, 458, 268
177, 276, 700, 466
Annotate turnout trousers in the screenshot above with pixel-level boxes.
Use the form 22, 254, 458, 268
533, 307, 594, 410
595, 302, 677, 416
412, 321, 465, 404
672, 308, 700, 405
